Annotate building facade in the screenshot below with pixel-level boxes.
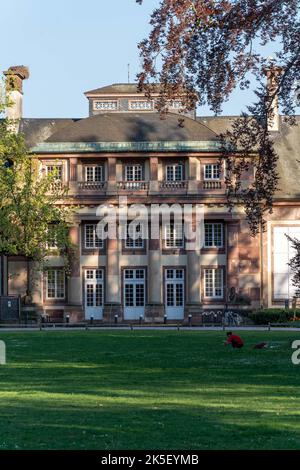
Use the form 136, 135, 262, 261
3, 69, 300, 323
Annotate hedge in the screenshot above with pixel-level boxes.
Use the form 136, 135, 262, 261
249, 308, 300, 325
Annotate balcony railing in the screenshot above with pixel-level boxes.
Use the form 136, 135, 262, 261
203, 180, 222, 190
78, 181, 107, 191
117, 181, 149, 191
49, 181, 69, 192
159, 180, 188, 191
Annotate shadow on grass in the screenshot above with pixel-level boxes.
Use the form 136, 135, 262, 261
0, 331, 299, 449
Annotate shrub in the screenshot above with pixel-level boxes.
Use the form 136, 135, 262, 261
249, 309, 300, 325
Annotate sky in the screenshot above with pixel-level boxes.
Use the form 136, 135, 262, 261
0, 0, 284, 119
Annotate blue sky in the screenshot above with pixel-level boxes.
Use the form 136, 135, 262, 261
0, 0, 282, 118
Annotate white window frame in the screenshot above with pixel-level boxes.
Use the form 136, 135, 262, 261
46, 164, 63, 181
85, 269, 104, 307
93, 100, 118, 111
124, 269, 146, 307
204, 223, 224, 248
169, 100, 183, 110
125, 164, 143, 182
128, 100, 153, 111
273, 226, 300, 300
46, 269, 65, 300
164, 224, 184, 249
204, 268, 224, 299
84, 224, 104, 249
125, 222, 144, 249
204, 164, 221, 181
85, 165, 103, 182
165, 269, 185, 307
166, 164, 184, 182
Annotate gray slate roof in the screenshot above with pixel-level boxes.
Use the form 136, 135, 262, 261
46, 112, 219, 143
18, 113, 300, 200
85, 83, 144, 95
197, 115, 300, 199
20, 118, 80, 148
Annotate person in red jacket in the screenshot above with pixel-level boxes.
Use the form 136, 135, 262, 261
225, 332, 244, 349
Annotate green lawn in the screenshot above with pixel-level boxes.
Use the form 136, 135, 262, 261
0, 330, 299, 450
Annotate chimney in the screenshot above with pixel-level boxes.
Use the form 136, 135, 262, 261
3, 66, 29, 122
264, 63, 283, 132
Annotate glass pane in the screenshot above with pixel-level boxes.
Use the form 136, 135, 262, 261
176, 284, 184, 306
213, 164, 220, 179
56, 271, 65, 298
96, 269, 103, 279
167, 284, 174, 306
86, 284, 94, 307
175, 165, 183, 181
125, 284, 134, 306
86, 167, 94, 182
125, 166, 134, 181
85, 224, 103, 249
214, 269, 223, 297
135, 284, 145, 306
205, 269, 213, 297
165, 224, 183, 248
166, 269, 174, 279
47, 270, 56, 298
126, 223, 144, 249
134, 166, 142, 181
85, 225, 94, 248
214, 224, 223, 247
205, 165, 212, 180
94, 166, 103, 182
135, 269, 145, 279
166, 166, 174, 181
125, 270, 134, 279
96, 284, 103, 306
205, 224, 213, 247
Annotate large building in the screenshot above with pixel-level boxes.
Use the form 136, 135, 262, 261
2, 67, 300, 323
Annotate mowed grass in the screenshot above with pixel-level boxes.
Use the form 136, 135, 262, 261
0, 330, 299, 450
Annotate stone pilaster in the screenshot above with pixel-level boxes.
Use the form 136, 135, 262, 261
106, 157, 117, 195
69, 158, 78, 181
104, 236, 121, 320
146, 237, 164, 322
68, 158, 78, 196
187, 157, 199, 194
67, 224, 84, 321
149, 156, 159, 193
227, 222, 240, 303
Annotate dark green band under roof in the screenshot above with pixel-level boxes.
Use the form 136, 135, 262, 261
31, 140, 222, 153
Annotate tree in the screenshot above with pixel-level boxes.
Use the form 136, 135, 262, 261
287, 235, 300, 299
136, 0, 300, 235
0, 114, 75, 296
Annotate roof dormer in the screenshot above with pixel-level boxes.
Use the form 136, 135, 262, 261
84, 83, 196, 119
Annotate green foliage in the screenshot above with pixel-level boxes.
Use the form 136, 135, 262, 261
0, 79, 11, 115
0, 118, 75, 274
249, 308, 299, 325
